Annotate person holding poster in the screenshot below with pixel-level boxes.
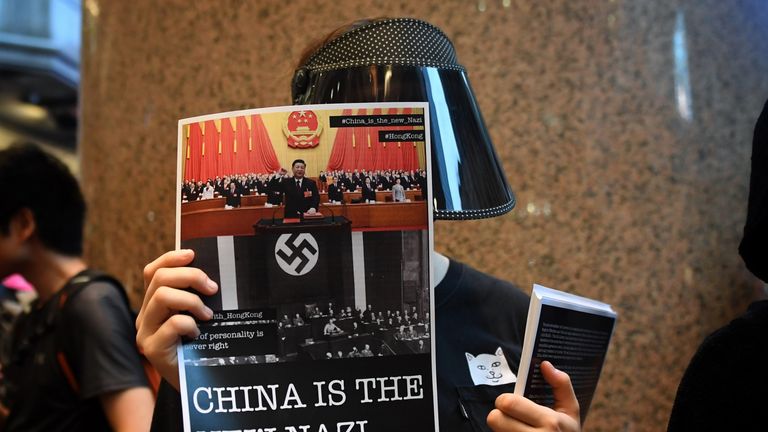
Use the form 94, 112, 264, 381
138, 18, 580, 432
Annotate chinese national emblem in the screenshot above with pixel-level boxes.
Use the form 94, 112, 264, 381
283, 110, 322, 149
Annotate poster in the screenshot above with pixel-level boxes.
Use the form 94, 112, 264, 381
176, 103, 435, 432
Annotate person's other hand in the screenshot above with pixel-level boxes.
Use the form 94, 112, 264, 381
135, 250, 218, 390
487, 361, 580, 432
307, 207, 317, 214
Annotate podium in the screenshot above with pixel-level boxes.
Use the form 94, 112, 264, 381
247, 217, 354, 310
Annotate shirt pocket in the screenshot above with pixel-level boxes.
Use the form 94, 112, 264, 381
456, 383, 516, 432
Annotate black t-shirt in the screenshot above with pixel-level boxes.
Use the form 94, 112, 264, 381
667, 300, 768, 432
435, 260, 529, 432
150, 259, 530, 432
5, 281, 149, 432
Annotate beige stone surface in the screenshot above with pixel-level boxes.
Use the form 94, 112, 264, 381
80, 1, 768, 430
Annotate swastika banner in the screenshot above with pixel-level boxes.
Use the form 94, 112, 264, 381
255, 218, 353, 305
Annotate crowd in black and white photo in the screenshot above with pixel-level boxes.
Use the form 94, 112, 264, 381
273, 302, 431, 361
188, 301, 431, 366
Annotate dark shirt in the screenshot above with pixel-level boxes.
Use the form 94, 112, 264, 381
342, 177, 355, 191
187, 187, 200, 201
236, 181, 248, 196
256, 180, 268, 195
667, 300, 768, 432
281, 177, 320, 218
362, 184, 376, 202
224, 188, 241, 207
418, 176, 428, 192
5, 281, 148, 432
327, 184, 344, 202
267, 177, 283, 205
435, 260, 529, 432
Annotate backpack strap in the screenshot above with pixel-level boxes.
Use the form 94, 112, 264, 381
55, 270, 161, 397
54, 270, 122, 396
58, 269, 127, 312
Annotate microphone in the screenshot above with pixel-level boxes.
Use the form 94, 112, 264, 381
340, 192, 348, 223
322, 202, 337, 223
271, 200, 281, 225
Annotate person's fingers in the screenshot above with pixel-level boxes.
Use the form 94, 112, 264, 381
139, 250, 196, 319
487, 406, 535, 432
140, 286, 213, 332
138, 314, 200, 391
540, 361, 581, 423
137, 264, 217, 326
492, 393, 553, 427
139, 313, 201, 353
142, 249, 195, 287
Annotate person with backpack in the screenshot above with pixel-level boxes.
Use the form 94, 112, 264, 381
0, 143, 154, 431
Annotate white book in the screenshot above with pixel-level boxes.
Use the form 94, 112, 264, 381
515, 284, 617, 423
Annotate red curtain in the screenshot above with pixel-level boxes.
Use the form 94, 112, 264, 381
326, 109, 354, 171
392, 108, 405, 170
183, 116, 280, 180
393, 141, 404, 170
374, 108, 399, 170
219, 117, 235, 176
250, 114, 281, 173
325, 107, 424, 171
183, 108, 423, 181
351, 108, 369, 169
185, 122, 203, 181
201, 120, 219, 180
361, 108, 381, 168
234, 116, 250, 174
401, 108, 419, 171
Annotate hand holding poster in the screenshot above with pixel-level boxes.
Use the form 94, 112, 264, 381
176, 103, 436, 432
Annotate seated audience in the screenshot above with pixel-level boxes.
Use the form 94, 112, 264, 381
293, 313, 305, 326
360, 344, 374, 357
323, 318, 342, 336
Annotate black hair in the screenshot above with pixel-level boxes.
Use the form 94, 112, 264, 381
292, 159, 306, 168
739, 99, 768, 281
0, 143, 86, 256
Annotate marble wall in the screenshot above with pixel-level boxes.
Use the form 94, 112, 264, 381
79, 1, 768, 430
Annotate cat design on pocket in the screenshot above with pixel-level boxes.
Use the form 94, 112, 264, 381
465, 347, 516, 386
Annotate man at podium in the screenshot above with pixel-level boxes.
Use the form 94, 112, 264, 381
281, 159, 320, 219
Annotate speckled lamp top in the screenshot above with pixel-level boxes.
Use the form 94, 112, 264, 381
301, 18, 465, 72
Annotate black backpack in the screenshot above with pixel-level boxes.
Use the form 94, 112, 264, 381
7, 270, 160, 399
